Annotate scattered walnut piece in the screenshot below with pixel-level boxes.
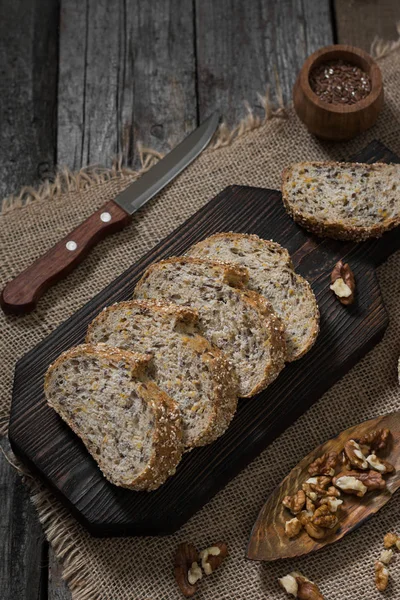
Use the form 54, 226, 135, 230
375, 561, 389, 591
199, 542, 228, 575
359, 428, 390, 452
383, 532, 399, 548
308, 452, 338, 477
332, 474, 367, 497
380, 549, 393, 565
174, 543, 200, 597
344, 439, 368, 470
366, 453, 395, 474
294, 573, 325, 600
278, 573, 298, 596
285, 517, 302, 539
279, 572, 324, 599
282, 490, 306, 515
330, 260, 355, 305
312, 505, 338, 529
188, 563, 202, 586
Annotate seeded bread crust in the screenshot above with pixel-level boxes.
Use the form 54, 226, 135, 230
134, 257, 286, 397
282, 162, 400, 241
45, 344, 183, 491
86, 300, 238, 450
187, 233, 319, 361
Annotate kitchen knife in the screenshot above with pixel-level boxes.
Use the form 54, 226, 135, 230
1, 113, 219, 315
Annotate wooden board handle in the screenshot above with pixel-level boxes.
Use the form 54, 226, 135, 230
1, 200, 131, 315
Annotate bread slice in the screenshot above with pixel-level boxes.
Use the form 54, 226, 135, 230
86, 300, 238, 450
282, 162, 400, 241
133, 257, 286, 397
44, 344, 183, 491
187, 233, 319, 361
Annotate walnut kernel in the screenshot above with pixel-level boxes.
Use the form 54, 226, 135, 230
319, 496, 343, 513
383, 532, 399, 548
330, 260, 355, 305
344, 440, 368, 470
278, 574, 298, 596
375, 561, 389, 591
366, 453, 395, 474
380, 549, 393, 565
359, 428, 390, 451
282, 490, 306, 514
199, 542, 228, 575
312, 505, 338, 529
285, 517, 302, 538
332, 475, 367, 497
308, 452, 338, 477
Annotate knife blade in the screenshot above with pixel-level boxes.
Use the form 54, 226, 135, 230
1, 113, 219, 315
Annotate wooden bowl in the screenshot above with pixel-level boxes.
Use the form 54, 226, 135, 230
293, 44, 383, 141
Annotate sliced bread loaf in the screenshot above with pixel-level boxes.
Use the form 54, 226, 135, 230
282, 162, 400, 241
44, 344, 183, 491
86, 300, 238, 450
187, 233, 319, 361
133, 257, 286, 397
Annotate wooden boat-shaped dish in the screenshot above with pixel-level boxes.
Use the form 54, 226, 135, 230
247, 412, 400, 561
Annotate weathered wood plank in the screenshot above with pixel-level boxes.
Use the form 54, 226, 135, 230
0, 0, 58, 201
335, 0, 400, 52
48, 549, 72, 600
57, 0, 197, 171
194, 0, 334, 124
0, 440, 47, 600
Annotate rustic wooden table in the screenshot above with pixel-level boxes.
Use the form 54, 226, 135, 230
1, 1, 399, 598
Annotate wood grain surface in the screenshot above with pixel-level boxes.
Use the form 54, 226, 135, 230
8, 141, 400, 536
58, 0, 197, 171
247, 412, 400, 561
0, 0, 58, 201
0, 438, 47, 600
195, 0, 333, 124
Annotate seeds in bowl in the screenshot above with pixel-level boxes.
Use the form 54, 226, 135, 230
309, 59, 371, 105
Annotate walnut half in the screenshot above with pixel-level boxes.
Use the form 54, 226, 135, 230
285, 517, 302, 538
330, 260, 355, 305
282, 490, 306, 515
174, 543, 200, 597
199, 542, 228, 575
308, 452, 338, 477
344, 440, 368, 470
279, 572, 325, 599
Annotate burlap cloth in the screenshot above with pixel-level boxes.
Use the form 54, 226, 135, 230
2, 38, 400, 600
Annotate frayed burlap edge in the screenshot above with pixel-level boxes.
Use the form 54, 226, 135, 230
0, 89, 287, 217
2, 30, 400, 600
371, 21, 400, 60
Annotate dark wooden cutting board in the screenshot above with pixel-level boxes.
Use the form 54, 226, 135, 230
9, 140, 400, 536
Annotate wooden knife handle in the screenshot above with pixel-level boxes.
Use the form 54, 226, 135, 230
1, 200, 131, 315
